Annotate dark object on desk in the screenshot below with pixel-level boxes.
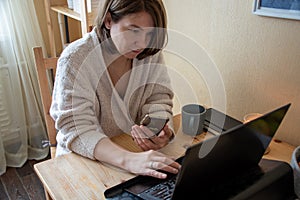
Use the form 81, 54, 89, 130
104, 104, 293, 200
204, 108, 243, 135
140, 114, 169, 137
207, 159, 296, 200
251, 159, 296, 200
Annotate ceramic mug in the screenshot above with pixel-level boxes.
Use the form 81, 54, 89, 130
181, 104, 207, 136
290, 146, 300, 198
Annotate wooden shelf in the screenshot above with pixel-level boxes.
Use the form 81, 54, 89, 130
51, 5, 81, 21
51, 5, 97, 25
44, 0, 97, 57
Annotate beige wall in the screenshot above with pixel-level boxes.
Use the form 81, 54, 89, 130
164, 0, 300, 146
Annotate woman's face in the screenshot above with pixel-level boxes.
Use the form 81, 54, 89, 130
105, 11, 154, 59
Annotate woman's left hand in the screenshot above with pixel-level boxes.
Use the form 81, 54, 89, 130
131, 124, 174, 151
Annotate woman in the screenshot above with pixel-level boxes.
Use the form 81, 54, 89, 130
50, 0, 180, 179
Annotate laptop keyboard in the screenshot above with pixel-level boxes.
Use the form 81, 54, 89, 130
138, 176, 177, 200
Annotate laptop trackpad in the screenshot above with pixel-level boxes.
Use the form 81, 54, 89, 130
125, 175, 168, 195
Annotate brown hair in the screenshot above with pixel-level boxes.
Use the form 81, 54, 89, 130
95, 0, 167, 60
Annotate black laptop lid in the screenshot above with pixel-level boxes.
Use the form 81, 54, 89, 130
172, 103, 291, 197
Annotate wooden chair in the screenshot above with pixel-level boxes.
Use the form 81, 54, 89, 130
33, 46, 58, 159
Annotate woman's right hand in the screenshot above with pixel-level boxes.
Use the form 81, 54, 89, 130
94, 138, 181, 179
124, 149, 181, 179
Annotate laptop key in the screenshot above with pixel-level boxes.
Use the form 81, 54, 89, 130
140, 177, 176, 200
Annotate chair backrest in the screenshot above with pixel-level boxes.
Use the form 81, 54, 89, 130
33, 46, 58, 158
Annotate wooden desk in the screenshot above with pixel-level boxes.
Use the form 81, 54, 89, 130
34, 115, 296, 199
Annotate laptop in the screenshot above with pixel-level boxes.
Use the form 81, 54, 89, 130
104, 103, 291, 200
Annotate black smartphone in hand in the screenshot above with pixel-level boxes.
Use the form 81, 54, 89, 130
140, 114, 169, 137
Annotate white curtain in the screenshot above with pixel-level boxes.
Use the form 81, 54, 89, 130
0, 0, 49, 175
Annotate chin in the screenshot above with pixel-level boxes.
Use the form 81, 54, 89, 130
124, 52, 140, 59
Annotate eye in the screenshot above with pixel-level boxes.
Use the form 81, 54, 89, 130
129, 28, 140, 34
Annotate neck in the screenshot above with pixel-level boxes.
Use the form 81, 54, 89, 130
102, 47, 132, 69
104, 51, 133, 86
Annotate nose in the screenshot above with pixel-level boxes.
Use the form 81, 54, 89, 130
135, 33, 149, 49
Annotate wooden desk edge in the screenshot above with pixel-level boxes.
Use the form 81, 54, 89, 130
34, 163, 56, 200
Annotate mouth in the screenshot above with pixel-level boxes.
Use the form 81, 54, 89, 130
131, 49, 142, 54
124, 49, 143, 58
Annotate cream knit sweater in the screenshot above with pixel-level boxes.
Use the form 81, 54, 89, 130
50, 29, 174, 159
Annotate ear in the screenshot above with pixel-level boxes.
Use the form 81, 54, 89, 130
104, 12, 112, 29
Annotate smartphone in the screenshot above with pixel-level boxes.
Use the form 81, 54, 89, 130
140, 114, 169, 137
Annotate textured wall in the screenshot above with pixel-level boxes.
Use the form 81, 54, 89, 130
164, 0, 300, 146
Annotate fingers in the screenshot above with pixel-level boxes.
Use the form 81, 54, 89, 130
148, 169, 168, 179
149, 160, 179, 174
140, 125, 157, 138
145, 155, 181, 179
154, 157, 181, 174
162, 124, 171, 137
131, 125, 159, 151
125, 149, 181, 179
131, 124, 173, 154
162, 124, 169, 133
131, 125, 154, 140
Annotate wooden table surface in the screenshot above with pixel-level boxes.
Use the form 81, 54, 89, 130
34, 115, 296, 200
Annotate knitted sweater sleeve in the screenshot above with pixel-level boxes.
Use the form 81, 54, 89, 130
50, 39, 107, 159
